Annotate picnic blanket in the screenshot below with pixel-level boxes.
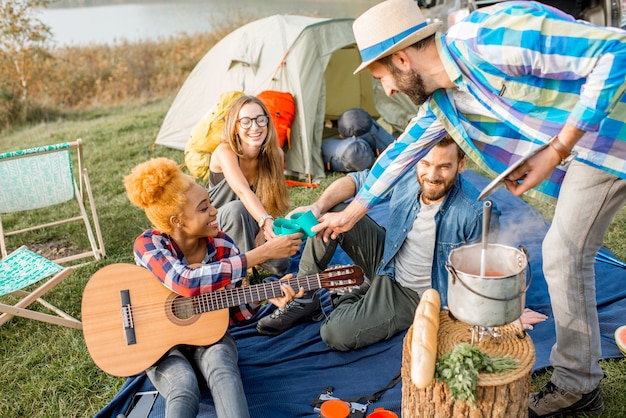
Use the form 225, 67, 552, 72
95, 170, 626, 418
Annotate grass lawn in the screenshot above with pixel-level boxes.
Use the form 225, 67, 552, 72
0, 99, 624, 417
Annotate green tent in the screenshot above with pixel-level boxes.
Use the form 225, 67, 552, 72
155, 14, 417, 182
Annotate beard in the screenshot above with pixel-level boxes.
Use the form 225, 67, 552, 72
418, 171, 457, 203
390, 66, 431, 105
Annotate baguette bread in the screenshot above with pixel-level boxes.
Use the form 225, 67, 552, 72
410, 288, 441, 388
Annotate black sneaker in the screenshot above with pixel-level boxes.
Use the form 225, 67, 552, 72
528, 381, 604, 417
256, 294, 323, 336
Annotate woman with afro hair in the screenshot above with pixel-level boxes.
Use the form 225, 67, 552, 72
124, 157, 303, 418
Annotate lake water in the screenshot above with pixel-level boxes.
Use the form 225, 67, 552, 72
39, 0, 380, 46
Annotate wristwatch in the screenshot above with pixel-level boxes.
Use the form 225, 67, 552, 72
549, 136, 577, 167
258, 214, 274, 229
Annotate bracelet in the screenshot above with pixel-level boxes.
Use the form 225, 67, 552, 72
258, 214, 274, 229
549, 136, 571, 160
549, 135, 577, 166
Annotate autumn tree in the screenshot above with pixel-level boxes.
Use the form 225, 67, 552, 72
0, 0, 52, 125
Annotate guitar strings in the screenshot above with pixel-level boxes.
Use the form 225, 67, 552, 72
87, 268, 360, 323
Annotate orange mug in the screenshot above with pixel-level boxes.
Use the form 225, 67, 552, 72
366, 407, 398, 418
319, 399, 351, 418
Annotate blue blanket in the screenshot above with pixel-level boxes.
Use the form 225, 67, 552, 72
96, 170, 626, 418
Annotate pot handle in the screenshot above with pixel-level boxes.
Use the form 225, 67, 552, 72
446, 263, 459, 285
518, 244, 533, 295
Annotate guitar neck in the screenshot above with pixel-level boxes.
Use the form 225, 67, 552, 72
192, 273, 320, 314
82, 263, 362, 376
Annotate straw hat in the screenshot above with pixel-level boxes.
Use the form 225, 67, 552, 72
353, 0, 442, 74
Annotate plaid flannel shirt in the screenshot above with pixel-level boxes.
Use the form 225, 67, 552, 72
134, 229, 256, 324
356, 1, 626, 206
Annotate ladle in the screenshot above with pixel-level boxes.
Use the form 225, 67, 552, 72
478, 200, 498, 343
480, 200, 493, 277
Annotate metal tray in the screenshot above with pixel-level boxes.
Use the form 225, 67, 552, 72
478, 143, 549, 201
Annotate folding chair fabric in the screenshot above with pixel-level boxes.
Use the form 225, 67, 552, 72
0, 246, 81, 329
0, 139, 106, 264
0, 143, 75, 212
0, 246, 64, 295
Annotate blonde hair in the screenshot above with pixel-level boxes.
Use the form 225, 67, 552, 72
124, 158, 195, 234
222, 95, 289, 217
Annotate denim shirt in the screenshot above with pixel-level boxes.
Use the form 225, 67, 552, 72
349, 168, 498, 306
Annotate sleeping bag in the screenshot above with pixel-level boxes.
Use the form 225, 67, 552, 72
322, 108, 395, 172
338, 108, 395, 156
322, 137, 375, 172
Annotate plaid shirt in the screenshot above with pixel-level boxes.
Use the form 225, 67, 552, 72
134, 229, 256, 324
356, 1, 626, 206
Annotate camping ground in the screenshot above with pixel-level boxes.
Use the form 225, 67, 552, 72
1, 7, 625, 414
1, 99, 625, 417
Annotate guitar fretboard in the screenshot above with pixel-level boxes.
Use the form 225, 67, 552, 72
191, 268, 357, 314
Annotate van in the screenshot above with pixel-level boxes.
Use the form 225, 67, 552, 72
420, 0, 626, 30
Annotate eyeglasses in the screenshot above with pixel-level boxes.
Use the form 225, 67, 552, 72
237, 115, 269, 129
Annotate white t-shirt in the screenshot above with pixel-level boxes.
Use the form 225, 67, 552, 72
394, 198, 442, 297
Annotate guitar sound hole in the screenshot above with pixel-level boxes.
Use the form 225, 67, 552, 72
165, 294, 199, 325
172, 298, 195, 319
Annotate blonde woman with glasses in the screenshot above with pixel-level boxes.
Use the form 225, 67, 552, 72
208, 95, 292, 276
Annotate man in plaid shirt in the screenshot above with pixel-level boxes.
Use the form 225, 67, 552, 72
314, 1, 626, 416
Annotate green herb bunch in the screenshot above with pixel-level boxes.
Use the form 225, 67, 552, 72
434, 343, 519, 404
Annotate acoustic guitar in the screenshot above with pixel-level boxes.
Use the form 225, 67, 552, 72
81, 263, 364, 377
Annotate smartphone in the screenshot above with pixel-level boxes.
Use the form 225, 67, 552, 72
125, 391, 158, 418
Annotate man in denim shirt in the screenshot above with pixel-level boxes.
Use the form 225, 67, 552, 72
259, 137, 496, 348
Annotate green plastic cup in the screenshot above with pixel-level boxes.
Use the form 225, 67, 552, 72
273, 218, 289, 235
294, 210, 318, 237
280, 220, 302, 235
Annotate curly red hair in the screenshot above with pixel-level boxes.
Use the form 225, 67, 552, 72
124, 158, 195, 234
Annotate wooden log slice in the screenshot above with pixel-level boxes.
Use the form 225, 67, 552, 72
402, 311, 535, 418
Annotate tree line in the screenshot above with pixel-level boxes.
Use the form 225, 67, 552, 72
0, 0, 237, 130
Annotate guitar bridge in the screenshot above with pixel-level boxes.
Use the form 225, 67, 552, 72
120, 289, 136, 345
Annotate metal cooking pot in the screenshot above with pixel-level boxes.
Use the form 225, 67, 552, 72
445, 243, 531, 327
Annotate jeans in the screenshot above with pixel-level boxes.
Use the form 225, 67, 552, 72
298, 204, 420, 351
216, 200, 258, 253
543, 161, 626, 393
146, 333, 250, 418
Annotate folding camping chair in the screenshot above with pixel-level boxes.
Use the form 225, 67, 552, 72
0, 139, 105, 264
0, 246, 81, 329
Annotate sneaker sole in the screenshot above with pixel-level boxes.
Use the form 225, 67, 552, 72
529, 389, 604, 418
529, 408, 604, 418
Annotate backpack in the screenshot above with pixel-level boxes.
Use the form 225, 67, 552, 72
322, 137, 375, 173
338, 108, 394, 156
257, 90, 296, 149
184, 91, 244, 181
321, 109, 395, 173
